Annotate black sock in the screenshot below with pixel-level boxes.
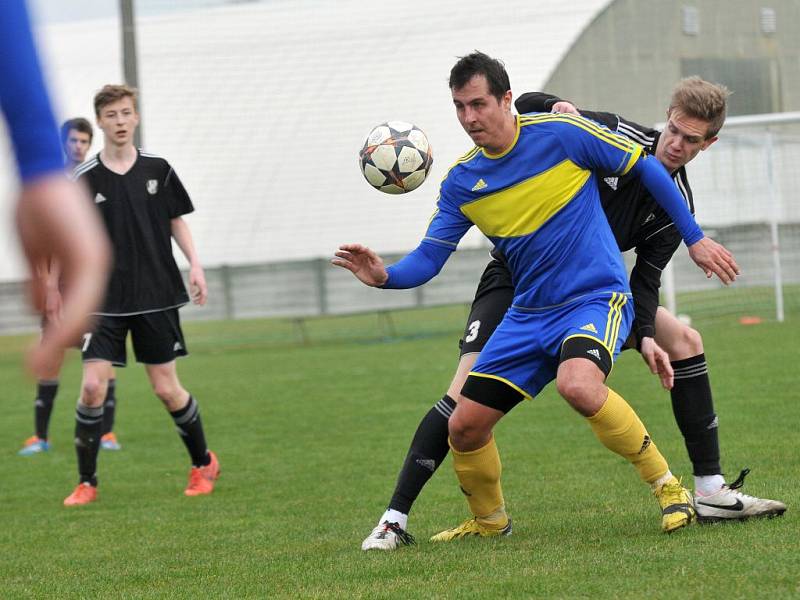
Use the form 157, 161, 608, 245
75, 403, 103, 486
34, 380, 59, 440
170, 395, 210, 467
388, 395, 456, 515
671, 353, 721, 476
101, 379, 117, 436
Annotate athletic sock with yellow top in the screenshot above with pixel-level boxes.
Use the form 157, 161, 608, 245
587, 388, 669, 485
450, 435, 508, 526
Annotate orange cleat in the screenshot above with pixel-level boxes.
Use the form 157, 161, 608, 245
184, 451, 220, 496
63, 482, 98, 506
100, 432, 122, 451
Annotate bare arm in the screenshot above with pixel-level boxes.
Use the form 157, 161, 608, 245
17, 174, 110, 374
170, 216, 207, 305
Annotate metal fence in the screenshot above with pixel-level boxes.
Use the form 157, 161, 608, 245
2, 226, 798, 337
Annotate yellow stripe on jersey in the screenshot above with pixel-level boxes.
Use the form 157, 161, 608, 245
603, 293, 627, 349
482, 115, 521, 159
520, 113, 640, 155
459, 159, 591, 238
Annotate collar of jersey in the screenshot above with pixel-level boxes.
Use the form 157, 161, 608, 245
481, 115, 520, 160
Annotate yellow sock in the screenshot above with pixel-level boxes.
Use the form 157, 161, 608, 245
587, 388, 669, 485
450, 435, 507, 523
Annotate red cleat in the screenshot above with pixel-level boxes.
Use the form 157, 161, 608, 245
184, 451, 220, 496
63, 482, 98, 506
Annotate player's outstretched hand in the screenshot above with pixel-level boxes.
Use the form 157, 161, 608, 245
639, 337, 674, 390
189, 265, 208, 305
332, 244, 388, 287
551, 101, 579, 115
688, 237, 740, 284
17, 174, 110, 376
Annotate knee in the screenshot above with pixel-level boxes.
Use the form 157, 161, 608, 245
556, 377, 600, 417
668, 325, 704, 360
448, 413, 490, 451
81, 377, 106, 406
151, 380, 181, 404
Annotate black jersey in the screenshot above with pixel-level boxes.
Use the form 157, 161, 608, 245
514, 92, 695, 342
73, 150, 193, 315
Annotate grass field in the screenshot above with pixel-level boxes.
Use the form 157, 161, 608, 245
0, 306, 798, 599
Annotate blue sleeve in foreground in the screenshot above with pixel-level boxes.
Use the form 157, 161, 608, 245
631, 156, 703, 246
0, 0, 65, 182
382, 241, 454, 289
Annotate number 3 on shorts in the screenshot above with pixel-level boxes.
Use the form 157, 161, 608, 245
81, 333, 93, 353
465, 319, 481, 343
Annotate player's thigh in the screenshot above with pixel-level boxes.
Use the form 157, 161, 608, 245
82, 315, 129, 367
466, 309, 555, 411
129, 309, 188, 366
446, 353, 479, 400
459, 259, 514, 357
559, 292, 633, 378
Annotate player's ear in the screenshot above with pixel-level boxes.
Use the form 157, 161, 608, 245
502, 90, 513, 111
701, 135, 718, 151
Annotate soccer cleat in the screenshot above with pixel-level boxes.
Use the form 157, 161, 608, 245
695, 469, 787, 523
63, 482, 98, 506
361, 521, 416, 551
653, 476, 696, 533
184, 450, 220, 496
18, 436, 50, 456
100, 432, 122, 451
430, 516, 512, 542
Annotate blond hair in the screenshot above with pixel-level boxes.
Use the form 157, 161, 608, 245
669, 76, 730, 138
94, 84, 138, 116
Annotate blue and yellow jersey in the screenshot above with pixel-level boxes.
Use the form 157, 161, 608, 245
424, 113, 643, 310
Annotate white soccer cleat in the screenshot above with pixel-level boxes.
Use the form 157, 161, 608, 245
361, 521, 416, 551
694, 469, 787, 522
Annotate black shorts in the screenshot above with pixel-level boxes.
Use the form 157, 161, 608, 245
459, 259, 515, 356
82, 308, 188, 367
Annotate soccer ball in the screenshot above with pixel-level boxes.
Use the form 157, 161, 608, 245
358, 121, 433, 194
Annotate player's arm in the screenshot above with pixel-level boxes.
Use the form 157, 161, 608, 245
515, 92, 621, 131
2, 1, 110, 373
171, 218, 207, 305
629, 155, 739, 283
334, 187, 470, 288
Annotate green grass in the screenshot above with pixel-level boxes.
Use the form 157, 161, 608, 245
0, 308, 798, 598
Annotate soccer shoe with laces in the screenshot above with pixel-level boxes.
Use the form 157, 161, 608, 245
361, 521, 416, 551
18, 436, 50, 456
100, 432, 122, 451
184, 450, 220, 496
63, 482, 98, 506
694, 469, 787, 523
653, 477, 695, 533
430, 516, 513, 542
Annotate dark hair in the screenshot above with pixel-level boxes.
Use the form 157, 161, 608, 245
60, 117, 93, 145
449, 51, 510, 101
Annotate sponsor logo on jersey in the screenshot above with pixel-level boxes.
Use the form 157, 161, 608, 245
580, 323, 598, 333
603, 176, 618, 190
147, 179, 158, 195
94, 193, 107, 204
471, 178, 488, 191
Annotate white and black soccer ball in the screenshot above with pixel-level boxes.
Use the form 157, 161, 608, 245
358, 121, 433, 194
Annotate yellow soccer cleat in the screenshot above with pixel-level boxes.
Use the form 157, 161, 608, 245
430, 516, 512, 542
654, 477, 696, 533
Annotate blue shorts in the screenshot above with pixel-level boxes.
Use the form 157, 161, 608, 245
470, 292, 632, 400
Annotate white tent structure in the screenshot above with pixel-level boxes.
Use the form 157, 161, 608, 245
1, 0, 615, 282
